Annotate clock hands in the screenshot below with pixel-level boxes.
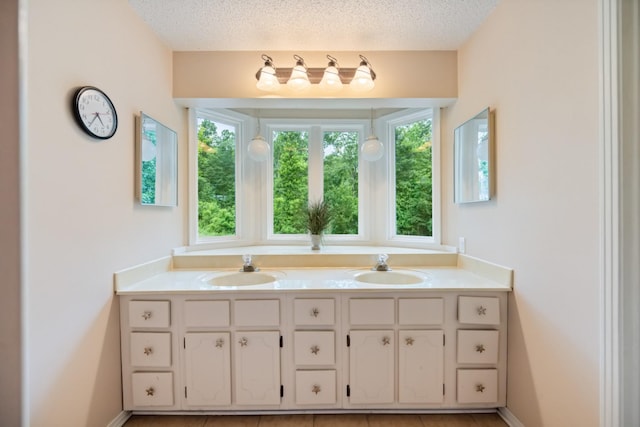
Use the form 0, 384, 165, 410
88, 112, 109, 127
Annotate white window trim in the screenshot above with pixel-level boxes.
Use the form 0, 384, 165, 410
188, 108, 252, 247
383, 108, 441, 247
263, 119, 368, 244
188, 108, 441, 250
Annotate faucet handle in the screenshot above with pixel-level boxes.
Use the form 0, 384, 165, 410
378, 253, 388, 263
242, 254, 252, 264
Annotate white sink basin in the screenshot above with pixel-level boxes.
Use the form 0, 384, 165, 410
354, 270, 424, 285
209, 272, 278, 286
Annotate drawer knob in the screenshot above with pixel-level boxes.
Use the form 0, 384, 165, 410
216, 338, 224, 348
475, 344, 486, 353
143, 347, 153, 356
145, 387, 155, 396
476, 384, 486, 393
405, 337, 415, 346
477, 306, 487, 316
382, 336, 391, 346
238, 337, 248, 347
311, 308, 320, 317
142, 311, 152, 320
310, 345, 320, 355
312, 384, 321, 394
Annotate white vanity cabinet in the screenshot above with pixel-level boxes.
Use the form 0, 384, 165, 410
345, 297, 445, 407
121, 299, 180, 410
119, 290, 507, 413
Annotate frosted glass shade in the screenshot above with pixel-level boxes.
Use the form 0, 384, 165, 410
350, 65, 375, 92
256, 65, 280, 92
248, 135, 270, 161
287, 65, 311, 91
319, 66, 343, 92
361, 135, 384, 161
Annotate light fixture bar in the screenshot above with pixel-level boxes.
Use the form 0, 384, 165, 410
255, 54, 376, 90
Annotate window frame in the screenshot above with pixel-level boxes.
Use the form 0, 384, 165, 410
263, 119, 368, 244
383, 108, 441, 246
188, 107, 441, 249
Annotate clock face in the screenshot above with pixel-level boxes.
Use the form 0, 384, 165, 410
73, 86, 118, 139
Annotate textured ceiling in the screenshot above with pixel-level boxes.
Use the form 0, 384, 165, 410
128, 0, 500, 51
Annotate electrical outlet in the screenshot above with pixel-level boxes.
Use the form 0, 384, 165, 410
458, 237, 466, 254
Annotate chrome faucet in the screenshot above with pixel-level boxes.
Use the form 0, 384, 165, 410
373, 253, 391, 271
240, 254, 259, 272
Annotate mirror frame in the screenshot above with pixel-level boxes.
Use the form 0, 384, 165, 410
136, 112, 178, 206
453, 107, 493, 204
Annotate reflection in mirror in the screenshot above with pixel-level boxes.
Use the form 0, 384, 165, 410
454, 108, 492, 204
137, 112, 178, 206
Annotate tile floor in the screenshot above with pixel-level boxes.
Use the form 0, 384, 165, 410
124, 413, 508, 427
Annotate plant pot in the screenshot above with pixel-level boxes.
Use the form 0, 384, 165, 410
310, 234, 322, 250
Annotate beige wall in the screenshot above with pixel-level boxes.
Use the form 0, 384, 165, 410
173, 51, 457, 99
442, 0, 600, 425
26, 1, 186, 425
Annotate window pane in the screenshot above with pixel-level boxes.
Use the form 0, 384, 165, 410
197, 118, 236, 237
395, 119, 433, 236
273, 130, 308, 234
323, 131, 359, 234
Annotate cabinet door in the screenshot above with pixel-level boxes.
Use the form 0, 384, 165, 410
398, 330, 444, 403
349, 330, 394, 404
184, 333, 231, 406
234, 331, 281, 406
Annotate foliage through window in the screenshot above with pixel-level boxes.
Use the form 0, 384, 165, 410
394, 118, 433, 237
197, 118, 236, 237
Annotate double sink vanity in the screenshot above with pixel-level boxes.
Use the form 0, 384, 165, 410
115, 246, 512, 414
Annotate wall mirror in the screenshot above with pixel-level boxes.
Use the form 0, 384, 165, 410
137, 112, 178, 206
454, 107, 492, 203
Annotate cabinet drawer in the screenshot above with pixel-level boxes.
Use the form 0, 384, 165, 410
457, 369, 498, 403
294, 299, 335, 326
457, 330, 499, 364
398, 298, 444, 325
234, 299, 280, 327
349, 298, 394, 325
458, 296, 500, 325
295, 370, 337, 405
131, 372, 174, 407
294, 331, 335, 365
129, 301, 170, 328
184, 300, 230, 327
130, 332, 172, 367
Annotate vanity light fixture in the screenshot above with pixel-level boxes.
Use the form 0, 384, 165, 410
255, 54, 376, 93
318, 55, 343, 93
361, 108, 384, 162
287, 54, 311, 92
247, 112, 270, 162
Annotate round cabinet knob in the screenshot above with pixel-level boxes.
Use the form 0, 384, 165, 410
382, 336, 391, 346
311, 308, 320, 317
143, 347, 153, 356
476, 384, 486, 393
312, 384, 321, 394
145, 387, 155, 396
310, 345, 320, 355
142, 311, 152, 320
405, 337, 415, 346
477, 306, 487, 316
238, 337, 248, 347
216, 338, 224, 348
475, 344, 486, 353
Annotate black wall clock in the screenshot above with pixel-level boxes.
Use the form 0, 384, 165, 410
72, 86, 118, 139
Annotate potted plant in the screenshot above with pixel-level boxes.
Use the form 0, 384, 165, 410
305, 199, 331, 250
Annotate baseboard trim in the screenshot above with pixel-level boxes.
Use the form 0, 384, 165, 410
498, 407, 525, 427
107, 410, 132, 427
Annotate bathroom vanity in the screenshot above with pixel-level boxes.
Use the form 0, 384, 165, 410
115, 247, 512, 414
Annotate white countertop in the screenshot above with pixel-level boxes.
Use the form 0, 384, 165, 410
115, 266, 511, 295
